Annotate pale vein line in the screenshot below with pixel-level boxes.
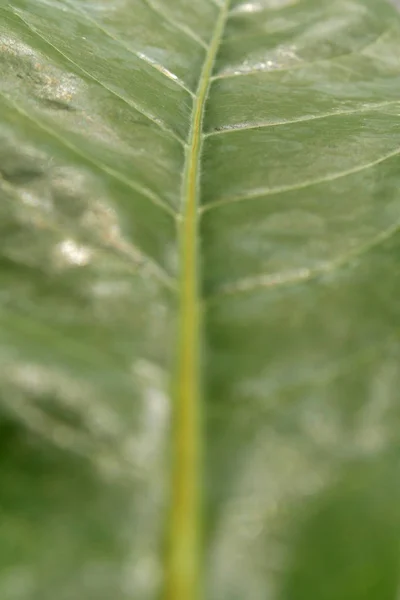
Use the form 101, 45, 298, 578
0, 175, 176, 288
142, 0, 208, 49
165, 1, 231, 599
223, 15, 393, 46
62, 0, 195, 98
253, 339, 394, 407
7, 6, 186, 146
210, 26, 392, 81
0, 92, 177, 218
103, 234, 178, 289
204, 100, 400, 137
201, 144, 400, 213
207, 218, 400, 301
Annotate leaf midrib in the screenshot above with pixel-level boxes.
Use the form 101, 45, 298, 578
165, 2, 231, 599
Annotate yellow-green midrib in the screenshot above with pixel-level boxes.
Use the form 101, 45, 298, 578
165, 1, 232, 599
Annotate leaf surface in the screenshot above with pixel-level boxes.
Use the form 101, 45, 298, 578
1, 0, 400, 599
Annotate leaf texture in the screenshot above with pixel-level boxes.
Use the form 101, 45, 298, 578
1, 0, 400, 599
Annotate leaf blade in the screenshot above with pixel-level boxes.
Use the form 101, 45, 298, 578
1, 1, 400, 599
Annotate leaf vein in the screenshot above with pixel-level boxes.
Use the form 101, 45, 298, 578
207, 219, 400, 300
8, 6, 186, 146
210, 26, 393, 81
141, 0, 208, 49
62, 0, 195, 97
204, 100, 400, 137
0, 92, 177, 218
201, 144, 400, 213
166, 1, 231, 598
0, 171, 176, 288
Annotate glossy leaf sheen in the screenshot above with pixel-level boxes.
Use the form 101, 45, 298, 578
1, 0, 400, 599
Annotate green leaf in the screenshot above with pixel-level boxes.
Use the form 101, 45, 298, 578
1, 0, 400, 598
